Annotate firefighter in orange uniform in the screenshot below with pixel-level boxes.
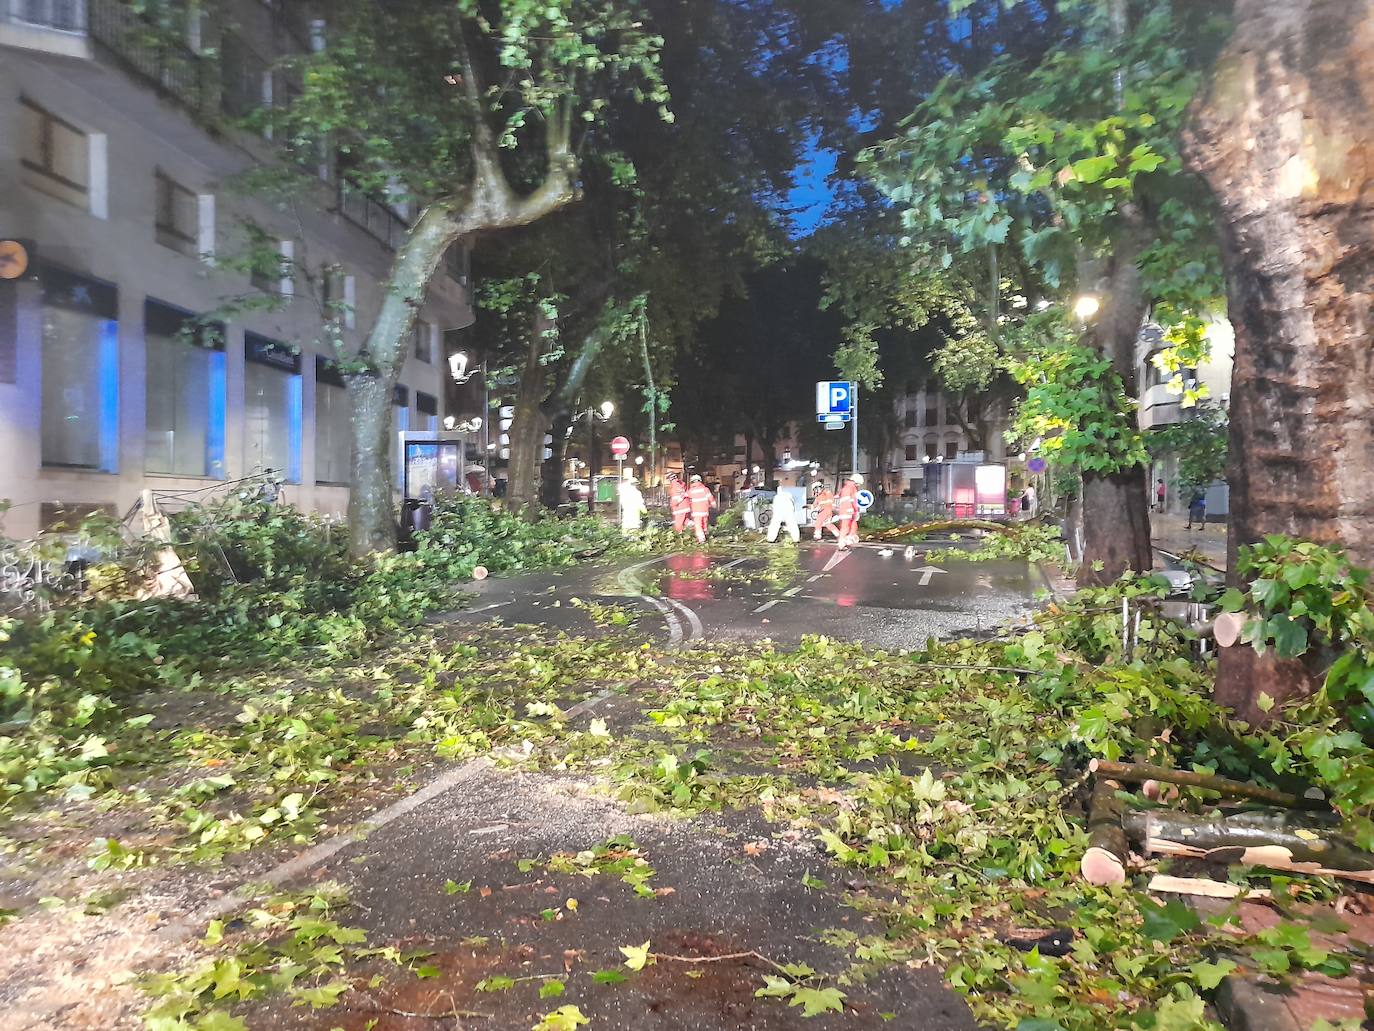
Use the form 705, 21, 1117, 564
668, 473, 691, 534
687, 474, 716, 544
835, 474, 863, 549
811, 481, 836, 541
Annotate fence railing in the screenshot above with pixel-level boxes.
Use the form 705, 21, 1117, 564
336, 183, 409, 251
87, 0, 215, 119
3, 0, 86, 32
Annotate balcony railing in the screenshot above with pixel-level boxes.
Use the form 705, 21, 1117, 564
4, 0, 85, 32
336, 183, 409, 251
88, 0, 215, 119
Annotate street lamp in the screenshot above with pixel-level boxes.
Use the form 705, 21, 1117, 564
448, 351, 492, 491
1073, 294, 1101, 321
569, 401, 616, 514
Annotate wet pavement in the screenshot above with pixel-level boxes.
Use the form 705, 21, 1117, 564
439, 540, 1045, 650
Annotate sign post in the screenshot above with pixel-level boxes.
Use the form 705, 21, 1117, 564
815, 381, 860, 475
611, 436, 631, 523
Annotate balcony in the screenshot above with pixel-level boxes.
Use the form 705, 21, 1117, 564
1140, 383, 1185, 431
88, 0, 215, 119
335, 182, 409, 252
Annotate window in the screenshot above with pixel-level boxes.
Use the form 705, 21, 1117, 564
315, 357, 351, 485
40, 267, 119, 472
945, 441, 959, 461
907, 478, 920, 495
946, 402, 960, 426
904, 444, 918, 462
21, 97, 89, 209
923, 400, 937, 427
244, 334, 302, 482
320, 265, 355, 328
416, 391, 439, 433
413, 319, 433, 362
966, 396, 980, 422
445, 243, 469, 285
155, 171, 200, 256
145, 300, 226, 478
924, 438, 939, 461
251, 240, 293, 295
904, 407, 917, 428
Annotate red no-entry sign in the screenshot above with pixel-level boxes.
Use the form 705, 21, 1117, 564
611, 436, 631, 458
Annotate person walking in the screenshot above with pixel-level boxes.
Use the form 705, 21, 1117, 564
812, 481, 836, 541
1186, 488, 1207, 530
687, 474, 716, 544
618, 470, 647, 534
1022, 483, 1038, 518
766, 486, 800, 544
1155, 478, 1167, 513
835, 474, 863, 550
668, 473, 691, 535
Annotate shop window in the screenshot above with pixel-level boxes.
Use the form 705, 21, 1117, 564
244, 334, 302, 482
39, 266, 119, 472
315, 357, 351, 485
145, 300, 225, 478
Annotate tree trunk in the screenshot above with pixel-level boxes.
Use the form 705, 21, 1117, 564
541, 410, 572, 509
1078, 213, 1153, 587
1184, 0, 1374, 718
506, 315, 551, 516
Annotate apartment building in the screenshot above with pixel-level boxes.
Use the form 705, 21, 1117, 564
887, 382, 1009, 497
0, 0, 474, 540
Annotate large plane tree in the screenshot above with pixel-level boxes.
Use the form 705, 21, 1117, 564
263, 0, 667, 555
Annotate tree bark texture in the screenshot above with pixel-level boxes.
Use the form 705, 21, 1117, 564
505, 309, 553, 516
1079, 214, 1153, 587
541, 411, 573, 509
1184, 0, 1374, 718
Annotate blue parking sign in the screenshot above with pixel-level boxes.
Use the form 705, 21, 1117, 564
816, 381, 853, 418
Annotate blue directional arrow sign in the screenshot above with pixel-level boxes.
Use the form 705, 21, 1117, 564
856, 489, 875, 511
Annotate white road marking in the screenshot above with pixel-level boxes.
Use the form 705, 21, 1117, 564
464, 601, 513, 615
806, 574, 824, 583
720, 557, 749, 570
822, 549, 851, 573
642, 595, 684, 645
783, 587, 802, 597
913, 565, 948, 587
664, 596, 704, 642
754, 600, 780, 614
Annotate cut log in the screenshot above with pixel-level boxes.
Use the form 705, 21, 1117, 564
1124, 809, 1374, 884
1141, 780, 1181, 803
1146, 874, 1269, 900
1088, 759, 1314, 809
1081, 777, 1128, 886
1212, 611, 1246, 649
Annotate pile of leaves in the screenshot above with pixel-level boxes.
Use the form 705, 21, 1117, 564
962, 523, 1066, 565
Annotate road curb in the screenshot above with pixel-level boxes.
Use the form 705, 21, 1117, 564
1214, 975, 1303, 1031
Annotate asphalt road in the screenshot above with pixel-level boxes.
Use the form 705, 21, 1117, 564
228, 543, 1045, 1030
439, 540, 1045, 650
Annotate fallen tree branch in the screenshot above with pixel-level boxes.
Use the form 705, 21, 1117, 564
867, 519, 1012, 542
651, 949, 792, 975
1088, 759, 1316, 809
1124, 809, 1374, 884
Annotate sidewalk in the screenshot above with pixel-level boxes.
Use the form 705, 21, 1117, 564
1152, 511, 1227, 571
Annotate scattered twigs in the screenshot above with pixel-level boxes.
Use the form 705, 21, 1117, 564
1081, 777, 1128, 886
1087, 759, 1316, 809
650, 949, 793, 975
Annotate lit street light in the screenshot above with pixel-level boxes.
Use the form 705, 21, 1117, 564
1073, 294, 1101, 320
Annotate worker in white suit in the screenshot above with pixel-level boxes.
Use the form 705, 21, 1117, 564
766, 486, 801, 544
618, 470, 647, 533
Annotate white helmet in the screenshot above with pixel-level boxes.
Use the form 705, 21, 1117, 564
690, 474, 702, 483
850, 474, 865, 486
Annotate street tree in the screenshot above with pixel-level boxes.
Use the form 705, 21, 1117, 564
1184, 0, 1374, 718
861, 0, 1229, 584
259, 0, 667, 555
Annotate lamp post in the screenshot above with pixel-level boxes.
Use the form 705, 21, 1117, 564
449, 351, 490, 492
570, 401, 614, 515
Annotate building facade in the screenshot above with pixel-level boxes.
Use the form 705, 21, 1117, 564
0, 1, 473, 540
886, 382, 1010, 498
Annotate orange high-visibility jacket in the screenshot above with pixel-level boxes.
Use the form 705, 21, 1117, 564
688, 483, 715, 515
669, 481, 691, 514
814, 488, 835, 521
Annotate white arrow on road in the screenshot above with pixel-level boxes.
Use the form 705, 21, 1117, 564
913, 565, 947, 587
